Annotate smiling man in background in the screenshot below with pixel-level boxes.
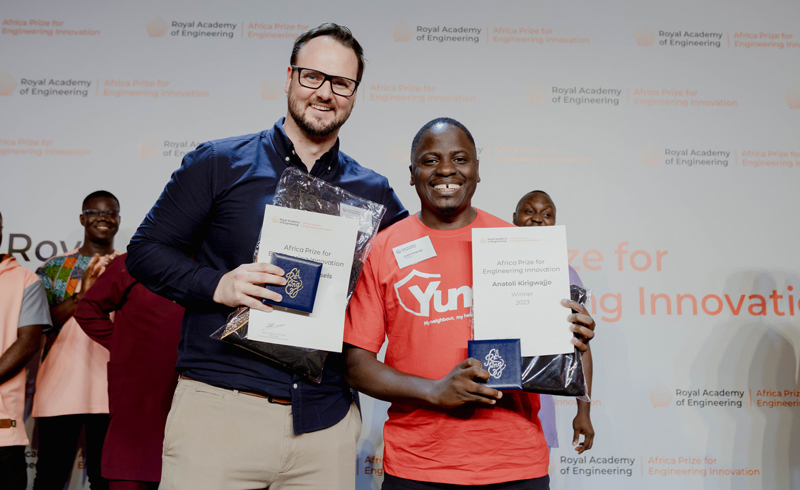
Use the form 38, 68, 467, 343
513, 190, 595, 455
32, 191, 121, 490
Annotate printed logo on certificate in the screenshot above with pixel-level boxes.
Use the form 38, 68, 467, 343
471, 225, 573, 357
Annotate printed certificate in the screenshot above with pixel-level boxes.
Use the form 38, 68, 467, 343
248, 205, 359, 352
472, 225, 573, 356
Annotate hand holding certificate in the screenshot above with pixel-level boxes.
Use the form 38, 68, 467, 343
247, 205, 359, 352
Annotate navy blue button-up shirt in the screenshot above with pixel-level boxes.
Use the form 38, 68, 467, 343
127, 118, 407, 434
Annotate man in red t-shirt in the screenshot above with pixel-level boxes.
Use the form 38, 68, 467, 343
344, 118, 596, 489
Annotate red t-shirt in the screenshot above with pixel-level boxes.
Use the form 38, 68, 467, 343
344, 210, 549, 484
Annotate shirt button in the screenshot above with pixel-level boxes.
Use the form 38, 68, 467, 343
285, 156, 290, 161
293, 383, 298, 389
328, 166, 331, 171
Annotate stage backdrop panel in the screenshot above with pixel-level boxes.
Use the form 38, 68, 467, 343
1, 0, 798, 488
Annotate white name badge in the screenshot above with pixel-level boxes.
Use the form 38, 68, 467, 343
392, 236, 437, 269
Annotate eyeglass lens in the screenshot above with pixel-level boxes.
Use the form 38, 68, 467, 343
84, 209, 119, 220
298, 69, 357, 96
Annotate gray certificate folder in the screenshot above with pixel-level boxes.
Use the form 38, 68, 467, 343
468, 338, 523, 390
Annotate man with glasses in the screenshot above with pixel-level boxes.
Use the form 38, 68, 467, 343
127, 23, 407, 489
32, 190, 121, 490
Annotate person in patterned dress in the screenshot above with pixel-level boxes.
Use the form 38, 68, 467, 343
32, 191, 121, 490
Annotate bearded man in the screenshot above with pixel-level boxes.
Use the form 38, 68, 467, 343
126, 23, 407, 490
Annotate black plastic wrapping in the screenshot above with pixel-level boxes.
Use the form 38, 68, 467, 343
521, 285, 591, 400
210, 168, 386, 383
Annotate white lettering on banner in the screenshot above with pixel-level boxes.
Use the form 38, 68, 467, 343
394, 269, 471, 317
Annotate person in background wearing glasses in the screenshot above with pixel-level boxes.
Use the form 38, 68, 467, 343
126, 23, 407, 489
32, 190, 121, 490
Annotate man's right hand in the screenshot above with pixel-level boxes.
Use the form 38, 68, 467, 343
427, 358, 503, 408
212, 263, 286, 312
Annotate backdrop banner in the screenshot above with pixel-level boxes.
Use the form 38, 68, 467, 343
2, 1, 798, 489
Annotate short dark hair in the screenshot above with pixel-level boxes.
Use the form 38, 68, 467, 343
520, 190, 552, 201
82, 190, 120, 210
411, 117, 476, 160
291, 23, 366, 82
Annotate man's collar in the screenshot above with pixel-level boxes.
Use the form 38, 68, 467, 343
272, 118, 340, 176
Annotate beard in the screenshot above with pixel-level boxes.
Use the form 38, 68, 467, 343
287, 92, 352, 138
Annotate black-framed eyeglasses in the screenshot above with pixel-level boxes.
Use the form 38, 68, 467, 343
83, 209, 119, 221
291, 65, 360, 97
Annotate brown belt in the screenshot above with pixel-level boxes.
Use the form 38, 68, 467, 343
179, 375, 292, 405
0, 419, 16, 429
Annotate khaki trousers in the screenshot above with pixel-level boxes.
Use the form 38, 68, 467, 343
161, 378, 361, 490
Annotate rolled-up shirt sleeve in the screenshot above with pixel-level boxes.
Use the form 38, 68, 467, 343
126, 142, 226, 304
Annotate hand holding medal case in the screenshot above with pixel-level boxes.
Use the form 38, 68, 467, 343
262, 253, 322, 313
210, 168, 386, 383
470, 225, 589, 399
520, 285, 591, 400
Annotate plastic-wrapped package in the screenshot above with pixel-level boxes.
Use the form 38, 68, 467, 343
521, 285, 591, 401
210, 168, 386, 383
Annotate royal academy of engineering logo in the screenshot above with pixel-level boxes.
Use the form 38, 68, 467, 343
649, 382, 673, 407
259, 76, 282, 100
137, 137, 160, 158
786, 85, 800, 109
285, 268, 303, 298
634, 26, 656, 47
639, 143, 661, 166
0, 72, 18, 96
146, 15, 169, 38
524, 80, 548, 104
391, 20, 413, 42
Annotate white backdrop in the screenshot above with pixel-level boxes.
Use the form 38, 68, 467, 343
1, 0, 799, 488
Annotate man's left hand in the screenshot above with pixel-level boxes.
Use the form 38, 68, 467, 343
572, 410, 595, 454
562, 299, 595, 352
